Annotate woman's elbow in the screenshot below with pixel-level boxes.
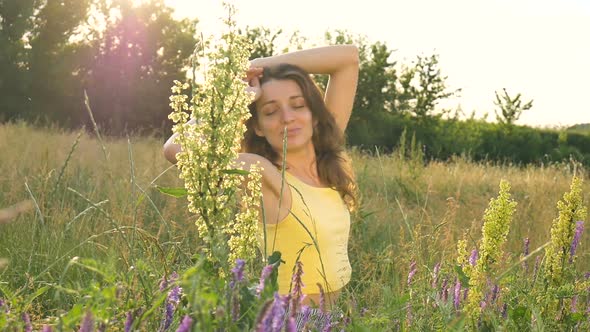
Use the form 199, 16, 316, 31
344, 45, 359, 66
163, 142, 179, 164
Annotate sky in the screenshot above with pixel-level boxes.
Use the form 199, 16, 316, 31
164, 0, 590, 128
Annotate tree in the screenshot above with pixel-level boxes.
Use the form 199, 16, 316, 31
0, 0, 91, 123
398, 54, 459, 119
323, 30, 399, 121
83, 0, 197, 135
494, 88, 533, 126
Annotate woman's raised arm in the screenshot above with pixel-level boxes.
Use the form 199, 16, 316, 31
250, 45, 359, 132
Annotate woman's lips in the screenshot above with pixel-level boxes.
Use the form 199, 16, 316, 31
286, 128, 301, 136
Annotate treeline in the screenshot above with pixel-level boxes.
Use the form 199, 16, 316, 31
1, 0, 588, 165
0, 0, 196, 135
350, 112, 590, 166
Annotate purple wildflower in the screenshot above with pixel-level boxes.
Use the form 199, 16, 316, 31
469, 249, 478, 266
431, 262, 441, 288
480, 300, 487, 311
299, 306, 312, 329
161, 285, 183, 331
256, 264, 274, 297
258, 292, 288, 332
491, 284, 499, 303
322, 319, 333, 332
230, 259, 246, 289
407, 261, 417, 286
317, 283, 326, 313
453, 279, 461, 310
124, 311, 134, 332
290, 261, 305, 315
585, 272, 590, 279
523, 238, 530, 256
270, 293, 287, 331
571, 296, 578, 313
463, 288, 469, 301
569, 221, 584, 263
501, 303, 508, 318
42, 325, 54, 332
22, 313, 32, 332
285, 316, 297, 332
79, 311, 94, 332
175, 315, 193, 332
159, 271, 179, 291
441, 278, 449, 302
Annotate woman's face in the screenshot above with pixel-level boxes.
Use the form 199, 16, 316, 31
254, 79, 316, 154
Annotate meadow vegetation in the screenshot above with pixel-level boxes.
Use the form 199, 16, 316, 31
1, 121, 588, 330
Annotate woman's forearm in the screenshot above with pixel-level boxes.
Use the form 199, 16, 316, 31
250, 45, 359, 75
163, 118, 198, 164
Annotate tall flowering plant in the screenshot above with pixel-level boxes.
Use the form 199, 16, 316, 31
537, 176, 588, 317
465, 180, 516, 321
167, 4, 261, 267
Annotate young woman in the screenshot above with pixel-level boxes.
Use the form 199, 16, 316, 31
163, 45, 359, 313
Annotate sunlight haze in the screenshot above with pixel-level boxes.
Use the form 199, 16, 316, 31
165, 0, 590, 128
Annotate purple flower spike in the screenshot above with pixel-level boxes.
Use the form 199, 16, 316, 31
42, 325, 54, 332
175, 315, 193, 332
258, 292, 288, 332
285, 316, 297, 332
469, 249, 478, 266
441, 278, 449, 302
523, 238, 530, 256
270, 293, 287, 331
569, 221, 584, 263
230, 259, 246, 289
453, 279, 461, 310
161, 285, 183, 331
290, 261, 305, 315
256, 264, 274, 297
571, 296, 578, 313
300, 306, 312, 327
79, 311, 94, 332
317, 283, 326, 314
407, 261, 417, 286
491, 284, 500, 303
22, 313, 32, 332
432, 262, 441, 288
501, 303, 508, 318
159, 271, 179, 291
125, 311, 134, 332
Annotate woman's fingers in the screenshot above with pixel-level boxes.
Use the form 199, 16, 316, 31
246, 76, 261, 102
243, 67, 263, 82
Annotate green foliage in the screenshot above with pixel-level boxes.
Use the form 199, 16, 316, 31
493, 88, 533, 126
1, 121, 590, 330
399, 54, 459, 119
0, 0, 197, 135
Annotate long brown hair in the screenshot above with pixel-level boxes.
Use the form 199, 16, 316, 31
241, 63, 358, 210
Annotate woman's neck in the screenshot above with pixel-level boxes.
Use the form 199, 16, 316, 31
279, 147, 324, 186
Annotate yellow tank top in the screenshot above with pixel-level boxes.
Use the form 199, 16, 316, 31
259, 171, 352, 295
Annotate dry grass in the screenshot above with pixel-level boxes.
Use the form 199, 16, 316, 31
1, 122, 588, 311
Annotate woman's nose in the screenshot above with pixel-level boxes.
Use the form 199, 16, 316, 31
280, 108, 295, 123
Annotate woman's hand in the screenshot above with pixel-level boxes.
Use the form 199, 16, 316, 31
244, 67, 263, 102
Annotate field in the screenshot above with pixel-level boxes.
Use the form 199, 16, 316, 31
1, 121, 589, 331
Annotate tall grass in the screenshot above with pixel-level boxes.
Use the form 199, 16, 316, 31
0, 121, 588, 330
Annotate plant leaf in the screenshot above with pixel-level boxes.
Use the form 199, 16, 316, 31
155, 186, 188, 198
221, 169, 250, 176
